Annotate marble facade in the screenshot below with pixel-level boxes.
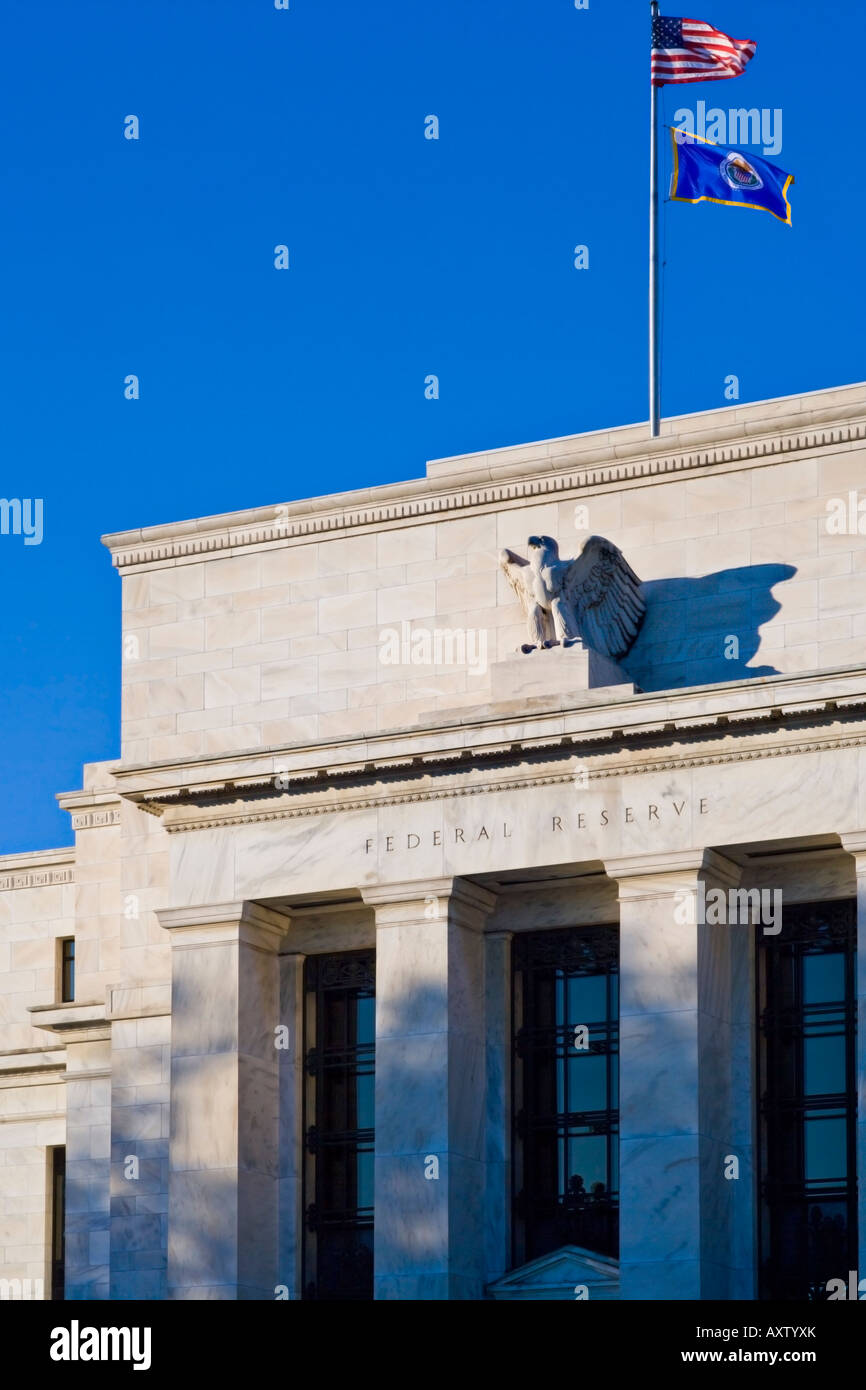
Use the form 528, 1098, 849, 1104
1, 381, 866, 1299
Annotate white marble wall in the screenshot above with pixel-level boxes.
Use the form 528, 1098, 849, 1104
0, 1075, 64, 1300
0, 848, 73, 1299
0, 762, 123, 1300
112, 385, 866, 759
0, 854, 75, 1051
164, 745, 864, 911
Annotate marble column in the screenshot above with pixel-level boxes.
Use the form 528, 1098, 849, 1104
484, 930, 512, 1286
157, 901, 290, 1300
277, 951, 305, 1301
29, 1002, 112, 1300
361, 877, 496, 1300
604, 849, 754, 1300
838, 834, 866, 1284
63, 1032, 112, 1301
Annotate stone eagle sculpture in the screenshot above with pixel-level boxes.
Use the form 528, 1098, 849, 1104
499, 534, 645, 656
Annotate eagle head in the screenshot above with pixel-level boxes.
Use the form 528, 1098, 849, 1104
528, 535, 560, 564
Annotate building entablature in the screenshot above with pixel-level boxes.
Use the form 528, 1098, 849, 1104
108, 663, 866, 831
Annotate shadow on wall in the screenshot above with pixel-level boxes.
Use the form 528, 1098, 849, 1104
371, 976, 462, 1299
623, 564, 797, 693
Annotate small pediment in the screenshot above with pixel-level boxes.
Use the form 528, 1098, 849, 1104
487, 1246, 620, 1301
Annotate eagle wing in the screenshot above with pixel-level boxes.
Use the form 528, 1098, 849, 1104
498, 547, 532, 616
561, 535, 645, 659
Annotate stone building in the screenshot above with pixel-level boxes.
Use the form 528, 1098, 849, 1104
0, 381, 864, 1301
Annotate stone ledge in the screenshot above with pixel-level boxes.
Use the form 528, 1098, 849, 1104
0, 1047, 66, 1077
101, 385, 865, 570
0, 1108, 65, 1122
428, 382, 864, 477
488, 644, 633, 703
104, 664, 866, 819
55, 787, 122, 830
28, 1001, 109, 1043
0, 845, 75, 890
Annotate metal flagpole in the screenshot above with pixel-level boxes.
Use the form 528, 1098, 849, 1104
649, 0, 660, 437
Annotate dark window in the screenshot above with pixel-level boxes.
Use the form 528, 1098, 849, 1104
60, 938, 75, 1003
512, 925, 619, 1266
757, 900, 857, 1300
303, 951, 375, 1300
50, 1147, 66, 1300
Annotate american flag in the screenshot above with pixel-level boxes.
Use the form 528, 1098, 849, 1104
651, 15, 756, 86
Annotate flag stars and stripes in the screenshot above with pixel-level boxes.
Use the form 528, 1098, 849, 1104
652, 15, 757, 86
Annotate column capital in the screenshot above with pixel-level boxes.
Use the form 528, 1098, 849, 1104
603, 847, 741, 900
156, 899, 291, 952
839, 832, 866, 866
361, 876, 496, 930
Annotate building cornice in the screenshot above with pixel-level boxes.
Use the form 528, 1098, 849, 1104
149, 727, 866, 833
106, 665, 866, 831
55, 787, 122, 833
0, 845, 75, 891
101, 387, 865, 571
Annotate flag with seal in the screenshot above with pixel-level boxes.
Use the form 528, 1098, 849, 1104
670, 127, 794, 225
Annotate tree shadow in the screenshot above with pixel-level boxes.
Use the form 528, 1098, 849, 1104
622, 564, 797, 693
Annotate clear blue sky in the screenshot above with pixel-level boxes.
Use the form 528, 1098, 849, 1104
0, 0, 861, 852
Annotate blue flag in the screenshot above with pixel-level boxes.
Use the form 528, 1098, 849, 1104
670, 128, 794, 226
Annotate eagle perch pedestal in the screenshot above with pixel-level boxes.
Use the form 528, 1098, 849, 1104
493, 534, 646, 702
